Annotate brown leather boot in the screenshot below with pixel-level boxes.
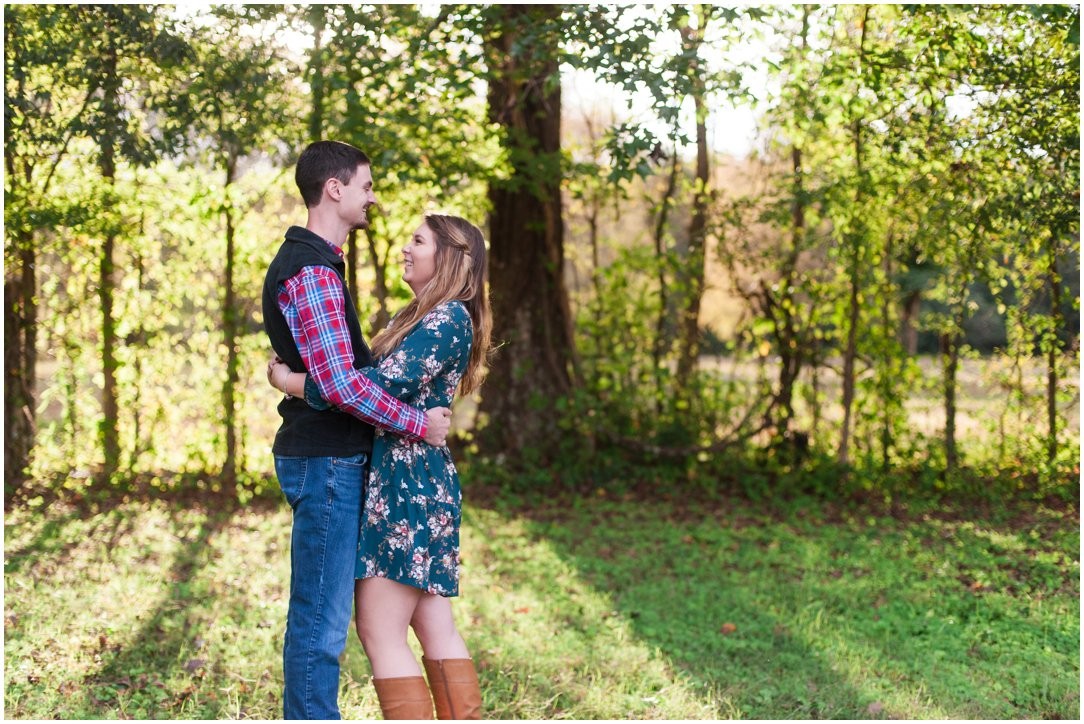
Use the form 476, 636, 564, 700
372, 676, 435, 720
422, 657, 482, 720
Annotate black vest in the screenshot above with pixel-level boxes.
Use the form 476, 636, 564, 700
262, 225, 375, 456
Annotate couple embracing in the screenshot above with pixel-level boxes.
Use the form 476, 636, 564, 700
262, 140, 491, 720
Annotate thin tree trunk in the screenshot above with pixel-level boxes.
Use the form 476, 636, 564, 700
773, 141, 807, 436
676, 12, 710, 386
129, 227, 146, 470
901, 291, 921, 355
838, 272, 861, 465
1045, 236, 1063, 465
222, 159, 239, 485
98, 122, 121, 478
942, 329, 960, 472
345, 229, 359, 308
837, 4, 870, 466
771, 6, 812, 441
652, 148, 680, 405
365, 227, 390, 332
307, 6, 326, 143
881, 230, 895, 471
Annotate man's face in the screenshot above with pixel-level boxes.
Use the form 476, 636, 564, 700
341, 163, 377, 230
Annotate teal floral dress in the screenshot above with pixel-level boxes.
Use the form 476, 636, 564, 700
305, 300, 472, 596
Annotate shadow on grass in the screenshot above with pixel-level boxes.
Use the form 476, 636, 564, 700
467, 483, 1078, 720
77, 502, 238, 716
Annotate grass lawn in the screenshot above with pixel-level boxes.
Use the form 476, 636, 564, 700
3, 484, 1079, 719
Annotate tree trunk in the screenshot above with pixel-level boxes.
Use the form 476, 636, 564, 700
306, 6, 326, 143
941, 330, 960, 472
770, 6, 811, 442
652, 148, 680, 406
1045, 235, 1063, 465
837, 269, 861, 466
675, 13, 710, 385
4, 236, 36, 497
222, 160, 239, 485
837, 5, 870, 466
772, 141, 807, 436
881, 231, 895, 471
365, 227, 390, 332
98, 64, 121, 478
4, 16, 38, 497
480, 4, 576, 456
339, 229, 356, 307
900, 290, 921, 355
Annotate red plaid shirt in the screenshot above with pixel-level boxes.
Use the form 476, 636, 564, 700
277, 244, 426, 441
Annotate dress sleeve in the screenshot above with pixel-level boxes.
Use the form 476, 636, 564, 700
361, 302, 473, 401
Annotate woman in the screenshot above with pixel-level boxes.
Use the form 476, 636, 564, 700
268, 213, 491, 720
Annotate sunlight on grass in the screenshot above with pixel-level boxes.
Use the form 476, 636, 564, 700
4, 493, 1078, 719
458, 507, 724, 719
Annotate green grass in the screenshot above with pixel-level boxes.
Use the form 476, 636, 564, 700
3, 486, 1078, 719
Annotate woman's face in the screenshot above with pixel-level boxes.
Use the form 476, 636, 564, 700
402, 221, 438, 293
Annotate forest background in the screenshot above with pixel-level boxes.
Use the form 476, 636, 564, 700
3, 4, 1080, 719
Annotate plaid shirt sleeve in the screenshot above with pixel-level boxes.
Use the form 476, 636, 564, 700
279, 266, 427, 441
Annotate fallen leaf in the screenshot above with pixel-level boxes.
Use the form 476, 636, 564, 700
720, 622, 737, 635
183, 658, 206, 673
867, 701, 884, 716
513, 607, 530, 614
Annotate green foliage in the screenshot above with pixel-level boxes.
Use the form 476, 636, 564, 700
4, 4, 1079, 501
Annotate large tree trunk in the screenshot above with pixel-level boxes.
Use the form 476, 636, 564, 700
480, 4, 576, 455
4, 14, 38, 497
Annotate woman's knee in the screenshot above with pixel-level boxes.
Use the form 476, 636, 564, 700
411, 598, 459, 645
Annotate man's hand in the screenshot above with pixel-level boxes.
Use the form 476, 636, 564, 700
423, 407, 452, 446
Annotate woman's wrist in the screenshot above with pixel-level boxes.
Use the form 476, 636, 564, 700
274, 366, 290, 396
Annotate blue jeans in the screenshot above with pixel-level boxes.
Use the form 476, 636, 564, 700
275, 453, 368, 720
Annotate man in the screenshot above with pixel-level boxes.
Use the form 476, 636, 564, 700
262, 140, 452, 720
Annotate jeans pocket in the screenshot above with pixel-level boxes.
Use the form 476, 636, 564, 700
331, 452, 369, 469
275, 456, 309, 508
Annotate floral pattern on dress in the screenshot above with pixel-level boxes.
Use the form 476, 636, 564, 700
354, 300, 473, 596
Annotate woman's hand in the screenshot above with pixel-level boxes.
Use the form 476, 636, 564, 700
267, 355, 290, 394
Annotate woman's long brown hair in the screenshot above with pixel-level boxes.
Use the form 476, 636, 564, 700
370, 213, 492, 396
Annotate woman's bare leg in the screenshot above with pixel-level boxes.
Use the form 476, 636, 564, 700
410, 594, 470, 660
355, 577, 425, 678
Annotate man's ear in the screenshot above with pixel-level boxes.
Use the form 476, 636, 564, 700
324, 177, 341, 202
